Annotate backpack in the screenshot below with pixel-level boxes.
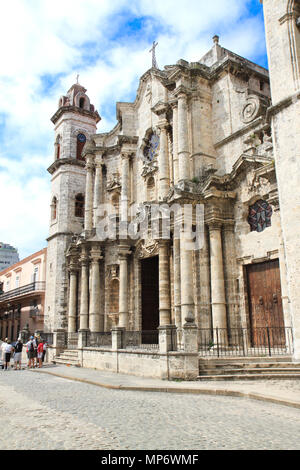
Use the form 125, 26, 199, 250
15, 341, 23, 353
29, 341, 34, 352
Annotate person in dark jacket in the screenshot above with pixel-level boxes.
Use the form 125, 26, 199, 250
14, 337, 23, 370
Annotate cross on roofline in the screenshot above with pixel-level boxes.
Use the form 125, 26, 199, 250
149, 41, 158, 69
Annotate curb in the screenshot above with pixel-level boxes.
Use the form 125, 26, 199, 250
32, 369, 300, 410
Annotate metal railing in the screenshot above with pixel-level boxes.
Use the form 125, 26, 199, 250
83, 331, 112, 348
123, 330, 159, 350
0, 281, 46, 302
198, 327, 294, 357
67, 332, 78, 349
39, 332, 54, 345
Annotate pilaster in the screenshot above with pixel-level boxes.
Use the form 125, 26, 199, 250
118, 245, 131, 329
84, 154, 95, 232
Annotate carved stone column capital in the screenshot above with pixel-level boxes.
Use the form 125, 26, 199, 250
85, 154, 95, 169
90, 246, 103, 263
157, 118, 169, 131
118, 244, 131, 260
207, 219, 223, 231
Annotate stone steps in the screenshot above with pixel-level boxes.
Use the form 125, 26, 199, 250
198, 356, 300, 380
200, 367, 300, 376
197, 374, 300, 381
52, 349, 80, 367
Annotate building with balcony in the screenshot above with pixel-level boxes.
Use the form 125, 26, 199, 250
0, 248, 47, 341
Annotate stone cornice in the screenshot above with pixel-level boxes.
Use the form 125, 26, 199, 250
51, 105, 101, 125
266, 91, 300, 119
201, 154, 273, 193
46, 231, 74, 242
118, 135, 139, 146
214, 116, 265, 148
151, 101, 170, 117
47, 158, 85, 175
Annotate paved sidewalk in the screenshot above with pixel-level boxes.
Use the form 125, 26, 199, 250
30, 363, 300, 410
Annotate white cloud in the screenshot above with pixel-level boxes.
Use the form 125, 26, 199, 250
0, 0, 266, 259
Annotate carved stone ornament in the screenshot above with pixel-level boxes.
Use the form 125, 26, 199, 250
106, 264, 119, 279
241, 95, 262, 124
136, 238, 159, 259
106, 172, 121, 193
141, 160, 158, 178
247, 171, 269, 194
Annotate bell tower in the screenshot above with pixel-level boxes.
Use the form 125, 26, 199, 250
44, 81, 101, 331
262, 0, 300, 359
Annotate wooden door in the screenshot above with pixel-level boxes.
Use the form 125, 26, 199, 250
141, 256, 159, 343
246, 259, 285, 347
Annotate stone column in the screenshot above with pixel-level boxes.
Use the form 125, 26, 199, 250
157, 119, 170, 200
180, 229, 195, 326
171, 100, 179, 185
177, 89, 190, 182
79, 246, 89, 331
120, 152, 130, 236
159, 240, 171, 326
173, 238, 181, 329
68, 262, 78, 333
208, 221, 228, 342
84, 154, 94, 231
89, 246, 103, 332
118, 245, 131, 329
93, 155, 103, 228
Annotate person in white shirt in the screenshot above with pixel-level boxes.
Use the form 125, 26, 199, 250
4, 340, 14, 370
1, 338, 8, 370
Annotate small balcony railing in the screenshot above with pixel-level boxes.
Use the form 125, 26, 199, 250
0, 281, 45, 302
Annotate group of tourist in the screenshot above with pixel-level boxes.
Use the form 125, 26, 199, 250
0, 335, 47, 370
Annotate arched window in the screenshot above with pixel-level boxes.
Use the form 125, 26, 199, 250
76, 133, 86, 160
51, 197, 57, 221
143, 133, 160, 162
79, 97, 85, 109
75, 194, 85, 218
248, 199, 272, 233
55, 135, 61, 160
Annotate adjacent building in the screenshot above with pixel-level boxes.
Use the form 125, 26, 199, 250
0, 243, 19, 271
0, 248, 47, 341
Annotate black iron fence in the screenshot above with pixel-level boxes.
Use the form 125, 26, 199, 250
198, 327, 294, 357
67, 332, 78, 349
39, 332, 54, 345
123, 330, 159, 350
45, 327, 294, 357
81, 331, 112, 348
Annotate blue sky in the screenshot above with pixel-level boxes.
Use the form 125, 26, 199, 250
0, 0, 267, 260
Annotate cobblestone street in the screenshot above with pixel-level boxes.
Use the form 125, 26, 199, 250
0, 368, 300, 450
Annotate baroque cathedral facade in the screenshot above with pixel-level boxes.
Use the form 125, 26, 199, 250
44, 0, 300, 373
